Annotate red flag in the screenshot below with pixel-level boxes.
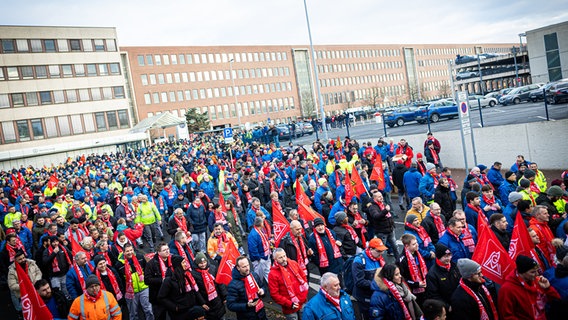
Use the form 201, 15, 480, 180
12, 174, 19, 188
509, 211, 539, 261
16, 262, 54, 320
215, 239, 240, 285
69, 235, 84, 257
350, 168, 368, 198
472, 217, 515, 285
18, 172, 26, 187
272, 204, 290, 247
80, 154, 86, 165
219, 192, 228, 213
344, 169, 355, 206
369, 154, 386, 190
297, 201, 325, 223
295, 179, 312, 206
47, 173, 59, 189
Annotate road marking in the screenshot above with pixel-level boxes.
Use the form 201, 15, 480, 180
395, 221, 404, 225
537, 116, 555, 121
477, 123, 483, 127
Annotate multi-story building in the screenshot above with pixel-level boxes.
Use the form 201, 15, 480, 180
525, 21, 568, 83
0, 26, 144, 170
122, 43, 513, 134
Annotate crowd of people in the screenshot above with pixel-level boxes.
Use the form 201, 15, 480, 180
1, 130, 567, 320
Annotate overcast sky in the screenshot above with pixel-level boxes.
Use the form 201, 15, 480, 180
4, 0, 567, 46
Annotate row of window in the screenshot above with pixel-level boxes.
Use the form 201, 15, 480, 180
137, 51, 289, 67
140, 66, 291, 86
153, 110, 294, 127
323, 85, 406, 106
0, 62, 121, 81
417, 59, 455, 67
419, 69, 449, 79
183, 96, 296, 121
415, 47, 474, 56
0, 86, 125, 108
143, 81, 293, 105
316, 48, 401, 60
0, 110, 129, 144
1, 38, 117, 54
319, 73, 405, 88
317, 60, 403, 74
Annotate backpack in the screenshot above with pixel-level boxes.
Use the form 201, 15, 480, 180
342, 252, 365, 295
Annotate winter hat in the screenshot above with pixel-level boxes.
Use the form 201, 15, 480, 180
508, 192, 523, 203
318, 178, 327, 186
524, 169, 536, 179
547, 185, 567, 197
334, 211, 347, 224
406, 214, 418, 224
93, 254, 106, 266
313, 217, 325, 227
117, 224, 128, 232
504, 171, 515, 179
519, 179, 531, 188
477, 164, 487, 172
435, 243, 452, 259
85, 274, 101, 288
194, 252, 208, 265
516, 255, 538, 273
417, 153, 423, 159
171, 255, 185, 269
426, 163, 436, 171
466, 174, 477, 184
457, 258, 481, 279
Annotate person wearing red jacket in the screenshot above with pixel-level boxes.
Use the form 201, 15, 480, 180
268, 248, 309, 319
395, 139, 414, 168
498, 255, 560, 320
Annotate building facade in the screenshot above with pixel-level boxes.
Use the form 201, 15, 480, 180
526, 21, 568, 84
0, 26, 144, 170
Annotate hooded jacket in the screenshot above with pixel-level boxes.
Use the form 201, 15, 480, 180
369, 274, 406, 320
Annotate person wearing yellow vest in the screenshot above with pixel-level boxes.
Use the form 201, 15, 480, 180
529, 162, 548, 193
68, 274, 122, 320
135, 195, 162, 251
116, 243, 152, 320
52, 196, 69, 220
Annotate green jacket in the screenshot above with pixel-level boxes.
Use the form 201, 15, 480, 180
135, 201, 161, 225
117, 253, 149, 293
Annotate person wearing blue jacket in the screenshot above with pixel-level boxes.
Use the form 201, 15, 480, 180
403, 164, 422, 200
370, 264, 416, 320
438, 217, 471, 263
498, 171, 517, 206
186, 197, 208, 253
12, 220, 32, 256
65, 251, 93, 300
246, 198, 271, 232
328, 197, 348, 225
308, 218, 343, 276
486, 162, 504, 190
303, 272, 355, 320
247, 217, 272, 284
314, 179, 330, 214
352, 238, 387, 320
404, 214, 436, 268
419, 163, 437, 204
199, 175, 216, 201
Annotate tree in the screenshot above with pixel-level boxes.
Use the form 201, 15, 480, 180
300, 90, 317, 119
438, 82, 451, 98
185, 108, 210, 133
362, 87, 382, 109
408, 84, 420, 101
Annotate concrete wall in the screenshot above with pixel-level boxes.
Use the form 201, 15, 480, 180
527, 21, 568, 83
364, 119, 568, 170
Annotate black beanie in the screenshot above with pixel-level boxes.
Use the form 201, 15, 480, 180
516, 255, 538, 273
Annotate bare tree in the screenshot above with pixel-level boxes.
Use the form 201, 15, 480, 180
438, 81, 451, 98
408, 84, 420, 101
300, 90, 317, 119
362, 86, 382, 109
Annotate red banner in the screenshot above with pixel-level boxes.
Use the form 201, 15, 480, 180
472, 217, 515, 285
272, 204, 290, 248
509, 211, 539, 262
369, 154, 386, 190
219, 192, 228, 212
295, 179, 312, 206
16, 262, 53, 320
297, 201, 325, 223
350, 167, 368, 198
215, 239, 240, 285
47, 173, 59, 189
344, 169, 355, 206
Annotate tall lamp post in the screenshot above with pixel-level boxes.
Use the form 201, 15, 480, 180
519, 33, 527, 81
229, 59, 242, 128
303, 0, 328, 141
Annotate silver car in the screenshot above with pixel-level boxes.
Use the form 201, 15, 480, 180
468, 94, 498, 108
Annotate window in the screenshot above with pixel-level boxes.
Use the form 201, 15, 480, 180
0, 94, 10, 108
107, 111, 118, 129
21, 66, 34, 79
62, 65, 73, 77
152, 92, 159, 103
7, 67, 19, 80
95, 113, 106, 131
185, 90, 191, 100
0, 68, 3, 81
49, 65, 60, 78
110, 63, 120, 75
30, 40, 43, 52
44, 40, 56, 52
16, 40, 29, 52
146, 55, 153, 65
118, 110, 129, 127
70, 115, 83, 134
149, 74, 156, 85
177, 91, 183, 101
40, 91, 52, 104
83, 115, 95, 133
31, 119, 44, 139
2, 40, 15, 53
26, 92, 38, 106
36, 66, 47, 79
53, 90, 65, 103
70, 39, 81, 51
106, 39, 117, 51
74, 64, 85, 77
186, 54, 193, 64
98, 64, 108, 75
113, 86, 125, 98
169, 91, 176, 102
182, 72, 188, 82
154, 55, 161, 65
82, 39, 93, 52
161, 92, 168, 102
66, 90, 78, 102
144, 93, 151, 104
91, 88, 101, 101
94, 39, 105, 51
11, 93, 24, 107
79, 89, 90, 101
137, 55, 145, 66
2, 122, 16, 143
171, 54, 177, 64
178, 54, 185, 64
162, 54, 169, 65
158, 74, 165, 84
166, 73, 173, 83
58, 116, 71, 136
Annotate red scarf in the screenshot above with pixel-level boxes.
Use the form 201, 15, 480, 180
404, 222, 432, 247
231, 192, 242, 208
349, 210, 367, 247
432, 214, 446, 238
6, 240, 26, 263
124, 256, 144, 300
529, 182, 541, 194
96, 268, 123, 300
272, 199, 282, 214
313, 228, 342, 268
214, 210, 227, 225
342, 223, 360, 245
459, 279, 498, 320
244, 274, 264, 312
73, 262, 94, 294
383, 279, 411, 320
215, 232, 229, 254
183, 270, 199, 292
278, 261, 309, 303
321, 288, 341, 312
175, 240, 195, 262
66, 228, 85, 243
174, 215, 188, 233
436, 258, 451, 271
430, 148, 439, 164
85, 288, 102, 303
48, 245, 71, 272
468, 203, 484, 219
404, 248, 428, 293
158, 255, 173, 278
292, 235, 309, 274
254, 226, 271, 257
230, 208, 240, 229
245, 191, 252, 202
462, 225, 476, 253
196, 268, 218, 301
481, 194, 495, 206
365, 248, 385, 266
100, 252, 112, 266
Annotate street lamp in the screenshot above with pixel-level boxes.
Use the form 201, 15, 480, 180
519, 33, 527, 74
303, 0, 328, 141
229, 59, 242, 128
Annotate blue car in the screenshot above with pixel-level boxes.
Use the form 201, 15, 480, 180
415, 100, 458, 123
384, 106, 419, 127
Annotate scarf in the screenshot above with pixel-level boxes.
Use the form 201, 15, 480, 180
48, 244, 72, 272
231, 191, 242, 208
151, 196, 165, 211
175, 240, 195, 262
436, 258, 451, 271
462, 225, 476, 253
313, 228, 342, 268
529, 182, 541, 194
404, 248, 428, 293
321, 288, 341, 312
405, 222, 432, 247
254, 226, 271, 257
183, 270, 199, 292
85, 288, 102, 303
432, 214, 446, 238
230, 208, 240, 229
124, 256, 144, 300
342, 222, 360, 245
73, 262, 94, 294
100, 251, 112, 266
215, 232, 229, 254
292, 235, 309, 274
245, 191, 252, 202
482, 194, 496, 207
66, 228, 84, 243
468, 202, 484, 218
197, 268, 218, 301
6, 240, 26, 263
383, 278, 411, 320
214, 210, 227, 225
459, 279, 498, 320
365, 248, 385, 266
244, 274, 264, 312
174, 215, 188, 233
279, 262, 309, 303
96, 268, 123, 300
158, 255, 173, 278
430, 148, 439, 164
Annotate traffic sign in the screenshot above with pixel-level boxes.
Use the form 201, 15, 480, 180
223, 128, 234, 143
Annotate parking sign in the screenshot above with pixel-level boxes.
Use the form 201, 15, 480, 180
223, 128, 234, 143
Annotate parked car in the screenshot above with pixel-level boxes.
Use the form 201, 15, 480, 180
384, 106, 419, 127
468, 94, 498, 108
295, 122, 314, 136
415, 100, 458, 123
546, 81, 568, 104
276, 124, 292, 140
528, 82, 557, 102
456, 71, 479, 80
499, 83, 544, 105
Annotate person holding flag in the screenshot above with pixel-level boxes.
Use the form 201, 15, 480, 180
227, 256, 268, 320
8, 249, 43, 318
268, 248, 309, 320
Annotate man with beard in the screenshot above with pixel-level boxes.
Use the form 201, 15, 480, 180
279, 220, 312, 276
192, 252, 227, 320
208, 223, 239, 264
35, 279, 71, 320
268, 248, 309, 320
7, 249, 42, 317
303, 272, 355, 320
227, 256, 268, 320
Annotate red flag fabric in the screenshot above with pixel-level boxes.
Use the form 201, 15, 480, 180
344, 169, 355, 206
295, 179, 312, 206
215, 239, 240, 285
272, 204, 290, 247
18, 172, 26, 188
16, 262, 54, 320
69, 235, 84, 257
509, 211, 538, 261
297, 201, 325, 223
350, 168, 367, 198
12, 174, 19, 188
219, 192, 228, 213
369, 154, 386, 190
472, 217, 515, 285
47, 174, 59, 189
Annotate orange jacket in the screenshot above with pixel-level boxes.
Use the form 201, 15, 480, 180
68, 290, 122, 320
